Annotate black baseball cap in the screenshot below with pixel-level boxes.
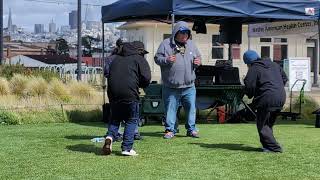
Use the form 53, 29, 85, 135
131, 41, 149, 55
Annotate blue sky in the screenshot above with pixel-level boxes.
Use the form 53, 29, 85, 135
3, 0, 118, 32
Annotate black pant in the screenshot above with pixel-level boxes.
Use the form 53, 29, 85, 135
256, 108, 282, 152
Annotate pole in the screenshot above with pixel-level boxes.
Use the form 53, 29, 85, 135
77, 0, 82, 81
0, 0, 3, 65
102, 23, 106, 105
228, 44, 233, 65
247, 25, 251, 50
171, 13, 175, 34
314, 20, 320, 86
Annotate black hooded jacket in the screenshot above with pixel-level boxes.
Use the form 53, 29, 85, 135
106, 42, 151, 103
244, 58, 288, 110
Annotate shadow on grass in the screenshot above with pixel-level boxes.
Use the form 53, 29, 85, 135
66, 144, 123, 156
140, 131, 186, 138
64, 135, 99, 140
190, 143, 261, 152
66, 144, 102, 155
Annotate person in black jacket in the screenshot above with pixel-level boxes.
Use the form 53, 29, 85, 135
104, 39, 143, 141
102, 41, 151, 156
243, 50, 288, 153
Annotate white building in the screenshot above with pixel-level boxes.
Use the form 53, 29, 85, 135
119, 21, 318, 85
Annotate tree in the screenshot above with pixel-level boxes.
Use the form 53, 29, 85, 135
55, 38, 69, 56
82, 35, 100, 57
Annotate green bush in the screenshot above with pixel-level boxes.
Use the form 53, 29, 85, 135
28, 69, 60, 82
66, 109, 102, 123
0, 111, 21, 125
0, 108, 102, 125
18, 109, 67, 124
0, 64, 25, 79
284, 95, 319, 120
0, 65, 60, 81
295, 96, 319, 120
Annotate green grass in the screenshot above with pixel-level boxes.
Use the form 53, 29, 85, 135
1, 121, 320, 180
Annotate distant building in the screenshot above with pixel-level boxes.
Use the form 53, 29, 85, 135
60, 25, 71, 33
7, 8, 13, 32
34, 24, 45, 34
69, 10, 78, 30
49, 19, 56, 33
9, 54, 78, 68
86, 21, 101, 30
12, 25, 18, 32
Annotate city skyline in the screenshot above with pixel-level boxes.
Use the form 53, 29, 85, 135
3, 0, 117, 32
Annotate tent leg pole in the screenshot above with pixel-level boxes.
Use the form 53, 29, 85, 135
171, 13, 175, 34
102, 23, 106, 104
228, 43, 233, 66
248, 26, 251, 50
314, 20, 320, 87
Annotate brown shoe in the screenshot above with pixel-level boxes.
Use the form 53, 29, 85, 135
102, 137, 113, 155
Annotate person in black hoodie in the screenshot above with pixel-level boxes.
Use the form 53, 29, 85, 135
104, 39, 143, 141
102, 41, 151, 156
243, 50, 288, 153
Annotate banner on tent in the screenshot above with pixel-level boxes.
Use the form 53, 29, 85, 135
248, 21, 318, 37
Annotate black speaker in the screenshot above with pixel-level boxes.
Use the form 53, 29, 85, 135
214, 66, 241, 85
192, 19, 207, 34
219, 20, 242, 44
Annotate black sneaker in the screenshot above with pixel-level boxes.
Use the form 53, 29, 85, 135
114, 133, 123, 142
134, 133, 143, 140
186, 131, 200, 138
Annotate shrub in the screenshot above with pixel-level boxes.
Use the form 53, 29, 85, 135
0, 65, 60, 81
0, 64, 25, 79
49, 79, 71, 103
284, 95, 319, 121
66, 109, 102, 122
293, 95, 319, 120
18, 109, 66, 124
26, 77, 48, 97
68, 81, 95, 98
10, 74, 28, 96
0, 78, 10, 96
0, 111, 21, 125
29, 69, 60, 82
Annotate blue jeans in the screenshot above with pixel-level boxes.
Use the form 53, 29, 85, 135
117, 122, 139, 136
106, 101, 139, 151
162, 85, 197, 133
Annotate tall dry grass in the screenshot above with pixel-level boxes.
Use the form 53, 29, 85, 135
49, 79, 71, 103
68, 81, 96, 98
0, 78, 10, 96
10, 74, 28, 96
26, 77, 48, 97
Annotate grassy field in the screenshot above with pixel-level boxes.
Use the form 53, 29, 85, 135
0, 121, 320, 180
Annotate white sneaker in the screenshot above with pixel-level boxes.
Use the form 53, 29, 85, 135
102, 136, 113, 155
121, 149, 138, 156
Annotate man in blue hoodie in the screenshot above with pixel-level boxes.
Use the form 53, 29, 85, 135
243, 50, 288, 153
155, 21, 201, 139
